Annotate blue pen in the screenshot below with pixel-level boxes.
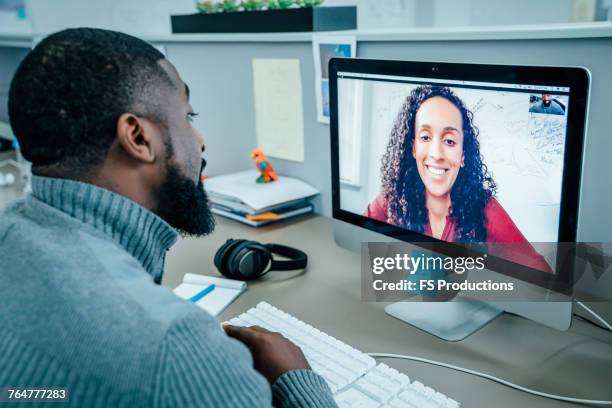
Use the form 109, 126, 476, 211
190, 284, 215, 303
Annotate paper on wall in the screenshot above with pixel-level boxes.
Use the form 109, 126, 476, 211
252, 58, 304, 162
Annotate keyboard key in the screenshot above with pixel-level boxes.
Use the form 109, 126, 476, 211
388, 397, 414, 408
362, 371, 402, 396
446, 398, 461, 408
423, 385, 436, 398
335, 387, 380, 408
354, 378, 391, 403
227, 317, 248, 326
433, 392, 449, 406
398, 390, 438, 408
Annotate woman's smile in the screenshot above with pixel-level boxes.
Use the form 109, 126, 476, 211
425, 164, 449, 176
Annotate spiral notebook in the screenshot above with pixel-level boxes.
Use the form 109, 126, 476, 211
173, 273, 247, 317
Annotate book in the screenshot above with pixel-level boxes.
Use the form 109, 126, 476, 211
204, 170, 319, 213
211, 202, 313, 227
173, 273, 246, 316
209, 196, 310, 216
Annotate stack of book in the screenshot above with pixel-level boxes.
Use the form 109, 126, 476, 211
205, 170, 319, 227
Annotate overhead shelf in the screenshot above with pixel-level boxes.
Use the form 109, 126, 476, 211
0, 33, 33, 48
1, 22, 612, 47
146, 22, 612, 43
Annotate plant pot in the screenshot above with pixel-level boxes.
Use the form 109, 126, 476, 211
171, 6, 357, 33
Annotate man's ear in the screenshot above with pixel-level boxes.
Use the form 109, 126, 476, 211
116, 113, 157, 163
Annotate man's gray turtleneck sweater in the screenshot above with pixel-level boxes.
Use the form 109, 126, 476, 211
0, 176, 336, 407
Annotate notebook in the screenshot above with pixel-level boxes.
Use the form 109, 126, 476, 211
173, 273, 247, 317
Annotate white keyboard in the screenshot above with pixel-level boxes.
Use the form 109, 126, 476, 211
228, 302, 461, 408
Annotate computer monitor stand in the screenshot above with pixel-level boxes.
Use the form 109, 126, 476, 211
385, 297, 503, 342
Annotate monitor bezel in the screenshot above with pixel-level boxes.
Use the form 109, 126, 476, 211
329, 58, 589, 293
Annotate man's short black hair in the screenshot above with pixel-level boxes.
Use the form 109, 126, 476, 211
8, 27, 173, 171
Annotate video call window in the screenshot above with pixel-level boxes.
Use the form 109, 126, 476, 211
337, 74, 570, 271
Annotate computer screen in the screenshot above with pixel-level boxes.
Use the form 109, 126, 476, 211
330, 59, 588, 278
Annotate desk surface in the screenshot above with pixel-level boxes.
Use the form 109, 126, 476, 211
164, 215, 612, 407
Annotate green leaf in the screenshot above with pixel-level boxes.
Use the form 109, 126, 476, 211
268, 0, 295, 9
241, 0, 265, 11
196, 1, 216, 14
295, 0, 323, 7
222, 0, 240, 12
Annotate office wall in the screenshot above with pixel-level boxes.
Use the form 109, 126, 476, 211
0, 9, 31, 36
20, 0, 607, 39
26, 0, 194, 37
311, 0, 599, 27
434, 0, 580, 27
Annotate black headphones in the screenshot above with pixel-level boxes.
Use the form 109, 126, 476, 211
214, 239, 308, 280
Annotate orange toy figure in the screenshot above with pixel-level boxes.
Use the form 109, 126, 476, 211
251, 148, 279, 183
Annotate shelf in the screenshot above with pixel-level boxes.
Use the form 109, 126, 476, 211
0, 33, 32, 47
1, 22, 611, 47
144, 22, 612, 43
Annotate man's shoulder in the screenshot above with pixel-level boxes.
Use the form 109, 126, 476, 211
0, 198, 96, 273
1, 195, 87, 231
1, 198, 78, 255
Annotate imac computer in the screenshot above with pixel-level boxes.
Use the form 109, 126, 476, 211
329, 58, 589, 341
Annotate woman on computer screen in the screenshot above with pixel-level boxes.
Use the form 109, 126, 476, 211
364, 85, 550, 272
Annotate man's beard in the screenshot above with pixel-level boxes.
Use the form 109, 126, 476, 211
155, 158, 215, 236
543, 100, 551, 107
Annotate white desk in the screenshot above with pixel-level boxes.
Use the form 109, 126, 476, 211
164, 215, 612, 407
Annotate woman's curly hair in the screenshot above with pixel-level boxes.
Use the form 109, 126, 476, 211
380, 85, 496, 242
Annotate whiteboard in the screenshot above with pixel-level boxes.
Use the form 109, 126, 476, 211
455, 88, 566, 242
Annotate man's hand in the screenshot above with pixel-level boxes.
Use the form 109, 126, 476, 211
224, 324, 311, 383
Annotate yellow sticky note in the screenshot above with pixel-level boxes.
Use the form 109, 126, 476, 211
252, 58, 304, 162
